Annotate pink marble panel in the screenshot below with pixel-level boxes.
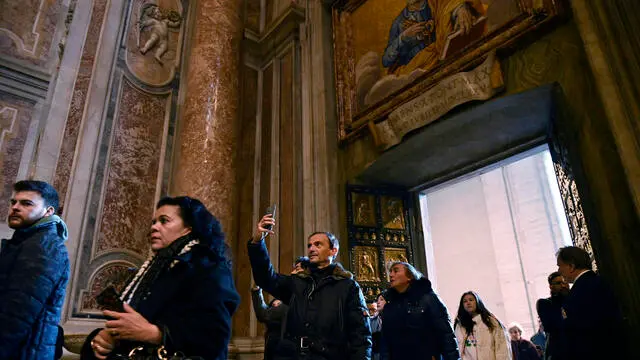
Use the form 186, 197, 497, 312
95, 79, 169, 257
0, 0, 64, 67
80, 262, 133, 312
0, 94, 35, 220
53, 0, 108, 205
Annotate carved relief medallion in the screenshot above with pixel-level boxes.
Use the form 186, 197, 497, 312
125, 0, 184, 86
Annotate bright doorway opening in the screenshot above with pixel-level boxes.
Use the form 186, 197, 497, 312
419, 145, 572, 337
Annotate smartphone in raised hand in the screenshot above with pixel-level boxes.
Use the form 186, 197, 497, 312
264, 204, 277, 230
261, 204, 277, 240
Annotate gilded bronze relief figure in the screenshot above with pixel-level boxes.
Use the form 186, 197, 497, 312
352, 193, 376, 227
353, 246, 381, 282
381, 196, 405, 229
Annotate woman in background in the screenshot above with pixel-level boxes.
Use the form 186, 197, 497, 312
508, 323, 540, 360
454, 291, 511, 360
381, 262, 459, 360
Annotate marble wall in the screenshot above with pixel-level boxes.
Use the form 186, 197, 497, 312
53, 0, 109, 204
0, 0, 67, 70
51, 0, 188, 332
0, 0, 73, 238
0, 95, 36, 218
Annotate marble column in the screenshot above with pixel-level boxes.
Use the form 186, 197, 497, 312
172, 0, 243, 233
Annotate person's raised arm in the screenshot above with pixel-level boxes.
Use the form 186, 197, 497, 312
247, 215, 292, 303
251, 287, 271, 323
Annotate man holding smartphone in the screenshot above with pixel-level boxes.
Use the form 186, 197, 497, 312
248, 212, 372, 360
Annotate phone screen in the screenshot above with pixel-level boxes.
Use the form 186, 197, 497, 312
264, 204, 277, 231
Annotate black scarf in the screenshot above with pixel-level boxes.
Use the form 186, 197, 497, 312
121, 233, 195, 308
310, 263, 336, 282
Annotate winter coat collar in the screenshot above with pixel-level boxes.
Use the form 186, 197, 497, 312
9, 215, 68, 244
295, 262, 353, 281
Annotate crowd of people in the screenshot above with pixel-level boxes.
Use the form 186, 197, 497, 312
248, 213, 626, 360
0, 180, 627, 360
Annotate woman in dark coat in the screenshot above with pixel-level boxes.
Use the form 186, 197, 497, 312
508, 323, 541, 360
81, 196, 240, 360
381, 262, 459, 360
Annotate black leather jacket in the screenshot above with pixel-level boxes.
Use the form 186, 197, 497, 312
382, 278, 460, 360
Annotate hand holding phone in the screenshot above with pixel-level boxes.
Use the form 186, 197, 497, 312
254, 204, 276, 242
263, 204, 277, 231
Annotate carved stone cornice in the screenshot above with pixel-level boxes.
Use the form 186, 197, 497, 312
0, 56, 50, 100
243, 5, 305, 63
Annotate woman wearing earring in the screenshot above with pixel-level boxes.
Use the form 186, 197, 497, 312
454, 291, 511, 360
381, 262, 459, 360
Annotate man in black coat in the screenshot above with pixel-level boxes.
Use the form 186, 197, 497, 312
0, 180, 70, 360
536, 271, 569, 360
248, 214, 372, 360
556, 246, 625, 360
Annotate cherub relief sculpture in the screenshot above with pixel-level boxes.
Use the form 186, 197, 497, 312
138, 4, 182, 64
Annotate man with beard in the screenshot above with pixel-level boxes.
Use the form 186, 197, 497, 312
536, 271, 569, 360
0, 180, 70, 360
248, 214, 371, 360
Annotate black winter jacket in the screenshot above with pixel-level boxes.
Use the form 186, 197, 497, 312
81, 241, 240, 360
248, 240, 372, 360
0, 215, 70, 360
382, 278, 459, 360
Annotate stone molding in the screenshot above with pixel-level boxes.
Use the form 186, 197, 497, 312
571, 1, 640, 218
0, 57, 50, 101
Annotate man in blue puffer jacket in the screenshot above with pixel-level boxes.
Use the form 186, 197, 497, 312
0, 180, 70, 360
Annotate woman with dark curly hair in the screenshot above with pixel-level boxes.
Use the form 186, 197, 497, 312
454, 291, 511, 360
81, 196, 240, 360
